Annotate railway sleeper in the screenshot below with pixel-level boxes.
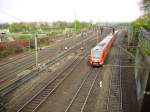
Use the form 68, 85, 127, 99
110, 95, 120, 99
111, 82, 120, 85
111, 76, 120, 80
111, 88, 120, 93
42, 91, 50, 94
31, 100, 40, 104
110, 89, 120, 94
39, 92, 48, 97
44, 88, 53, 91
43, 89, 51, 92
111, 77, 120, 80
109, 103, 121, 107
111, 91, 121, 95
42, 92, 50, 95
110, 97, 121, 103
22, 107, 34, 112
27, 103, 40, 108
111, 84, 121, 88
110, 94, 120, 98
110, 94, 121, 98
26, 103, 38, 108
34, 97, 44, 101
45, 86, 55, 91
103, 104, 108, 110
109, 103, 121, 106
113, 89, 121, 94
109, 105, 122, 110
32, 98, 42, 102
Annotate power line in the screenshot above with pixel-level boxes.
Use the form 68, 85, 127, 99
0, 10, 22, 22
0, 10, 40, 68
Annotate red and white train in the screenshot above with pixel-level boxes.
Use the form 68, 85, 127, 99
89, 31, 118, 66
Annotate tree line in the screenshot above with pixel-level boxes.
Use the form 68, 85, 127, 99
0, 21, 92, 33
132, 0, 150, 31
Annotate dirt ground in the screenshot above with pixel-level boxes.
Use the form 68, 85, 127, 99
4, 53, 78, 112
2, 30, 138, 112
81, 31, 138, 112
3, 31, 97, 112
36, 30, 137, 112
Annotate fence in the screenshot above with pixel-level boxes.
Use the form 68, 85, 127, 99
138, 27, 150, 55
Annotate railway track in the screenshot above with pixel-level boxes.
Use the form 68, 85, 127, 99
0, 34, 80, 75
1, 32, 93, 71
0, 30, 93, 67
0, 32, 76, 67
0, 36, 97, 97
1, 29, 113, 112
103, 47, 123, 112
0, 47, 58, 70
64, 68, 100, 112
17, 55, 85, 112
0, 33, 96, 90
0, 49, 61, 84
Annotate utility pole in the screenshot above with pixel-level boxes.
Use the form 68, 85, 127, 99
97, 30, 99, 43
74, 11, 77, 33
35, 34, 38, 67
28, 35, 31, 50
81, 31, 84, 50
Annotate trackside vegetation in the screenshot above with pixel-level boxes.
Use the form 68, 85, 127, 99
131, 0, 150, 55
0, 21, 93, 59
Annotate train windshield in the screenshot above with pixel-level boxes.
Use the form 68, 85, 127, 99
92, 50, 100, 59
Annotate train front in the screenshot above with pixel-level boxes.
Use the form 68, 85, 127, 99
89, 46, 103, 66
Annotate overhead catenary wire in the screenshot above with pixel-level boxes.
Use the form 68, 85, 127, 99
0, 10, 23, 22
0, 11, 40, 67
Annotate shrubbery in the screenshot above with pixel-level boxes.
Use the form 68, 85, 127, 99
131, 13, 150, 55
15, 34, 31, 40
0, 46, 24, 58
0, 21, 93, 58
139, 36, 150, 55
0, 40, 28, 58
0, 36, 56, 58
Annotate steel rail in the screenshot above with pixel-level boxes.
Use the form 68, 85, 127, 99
80, 69, 100, 112
0, 30, 91, 68
0, 34, 95, 83
103, 47, 123, 112
64, 68, 100, 112
17, 56, 85, 112
0, 31, 82, 67
0, 35, 96, 86
64, 69, 93, 112
0, 36, 96, 97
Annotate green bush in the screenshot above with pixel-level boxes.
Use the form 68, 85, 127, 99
0, 47, 23, 58
139, 36, 150, 55
38, 37, 54, 47
15, 34, 31, 40
0, 50, 9, 58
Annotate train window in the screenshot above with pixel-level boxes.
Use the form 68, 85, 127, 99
93, 53, 99, 56
92, 50, 101, 59
99, 43, 105, 47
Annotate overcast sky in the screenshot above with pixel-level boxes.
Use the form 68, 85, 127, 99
0, 0, 142, 23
